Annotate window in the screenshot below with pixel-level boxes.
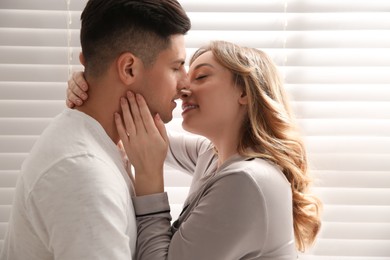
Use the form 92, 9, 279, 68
0, 0, 389, 258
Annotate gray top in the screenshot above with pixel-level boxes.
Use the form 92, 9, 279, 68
132, 132, 297, 260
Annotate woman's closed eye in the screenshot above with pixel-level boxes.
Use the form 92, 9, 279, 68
195, 75, 207, 80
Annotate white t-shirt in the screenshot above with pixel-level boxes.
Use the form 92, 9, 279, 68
0, 109, 136, 260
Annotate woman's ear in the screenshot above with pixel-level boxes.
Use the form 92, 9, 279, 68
238, 90, 249, 105
117, 52, 140, 85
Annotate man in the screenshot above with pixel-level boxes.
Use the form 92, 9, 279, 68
0, 0, 190, 259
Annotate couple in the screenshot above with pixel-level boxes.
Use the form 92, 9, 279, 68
1, 0, 321, 259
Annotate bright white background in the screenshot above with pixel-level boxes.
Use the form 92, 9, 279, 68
0, 0, 389, 259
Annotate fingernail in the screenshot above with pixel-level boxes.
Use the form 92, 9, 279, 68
82, 84, 88, 91
136, 93, 142, 101
127, 91, 134, 98
156, 113, 161, 120
121, 97, 126, 104
81, 93, 87, 100
76, 99, 82, 105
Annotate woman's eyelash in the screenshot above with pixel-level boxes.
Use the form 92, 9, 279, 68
195, 75, 207, 80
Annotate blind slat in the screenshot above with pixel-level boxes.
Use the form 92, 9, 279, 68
309, 154, 390, 171
287, 84, 390, 102
0, 82, 66, 100
293, 102, 390, 119
0, 64, 69, 82
312, 171, 390, 189
182, 0, 390, 12
313, 187, 390, 205
0, 206, 11, 222
0, 10, 75, 29
310, 239, 390, 257
186, 31, 390, 48
0, 0, 87, 10
298, 119, 390, 136
305, 137, 390, 153
0, 154, 27, 171
323, 205, 390, 223
0, 118, 52, 135
320, 222, 390, 240
0, 100, 65, 117
0, 171, 19, 188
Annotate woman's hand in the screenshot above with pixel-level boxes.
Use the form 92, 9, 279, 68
66, 71, 89, 108
115, 91, 169, 196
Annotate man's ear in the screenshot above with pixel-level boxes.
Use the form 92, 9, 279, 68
117, 52, 140, 85
79, 52, 86, 66
238, 90, 249, 105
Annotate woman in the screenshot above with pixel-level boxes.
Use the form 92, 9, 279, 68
67, 41, 321, 259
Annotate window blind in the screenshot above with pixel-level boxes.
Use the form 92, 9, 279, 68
0, 0, 389, 258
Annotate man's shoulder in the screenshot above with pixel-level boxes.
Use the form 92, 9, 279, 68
21, 109, 114, 186
29, 109, 104, 158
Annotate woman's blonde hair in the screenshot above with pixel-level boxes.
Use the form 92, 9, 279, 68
190, 41, 322, 252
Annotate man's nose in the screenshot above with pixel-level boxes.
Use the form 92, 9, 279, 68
177, 72, 189, 90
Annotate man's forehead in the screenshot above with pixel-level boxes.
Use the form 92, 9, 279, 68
151, 34, 186, 65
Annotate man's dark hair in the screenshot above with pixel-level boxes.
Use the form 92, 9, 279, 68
80, 0, 191, 77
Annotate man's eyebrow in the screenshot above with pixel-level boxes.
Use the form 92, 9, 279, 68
172, 59, 186, 65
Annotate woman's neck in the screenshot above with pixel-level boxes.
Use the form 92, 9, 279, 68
209, 131, 241, 169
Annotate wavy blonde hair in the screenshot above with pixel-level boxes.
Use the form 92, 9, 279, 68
190, 41, 322, 252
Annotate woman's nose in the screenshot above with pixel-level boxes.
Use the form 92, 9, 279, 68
180, 89, 192, 99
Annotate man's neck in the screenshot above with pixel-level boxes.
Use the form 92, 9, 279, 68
76, 80, 122, 144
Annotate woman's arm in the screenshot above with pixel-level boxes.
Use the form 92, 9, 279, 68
133, 173, 267, 260
166, 131, 210, 176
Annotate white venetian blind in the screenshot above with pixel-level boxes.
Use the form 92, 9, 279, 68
0, 0, 389, 259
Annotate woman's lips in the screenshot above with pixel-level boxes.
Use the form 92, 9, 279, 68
182, 103, 199, 114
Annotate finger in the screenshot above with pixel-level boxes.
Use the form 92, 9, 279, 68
73, 71, 89, 92
66, 98, 75, 108
115, 112, 130, 143
120, 96, 136, 136
66, 87, 83, 106
136, 93, 158, 134
117, 140, 129, 165
117, 139, 124, 151
126, 92, 146, 134
117, 140, 128, 159
154, 113, 169, 143
69, 72, 88, 101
